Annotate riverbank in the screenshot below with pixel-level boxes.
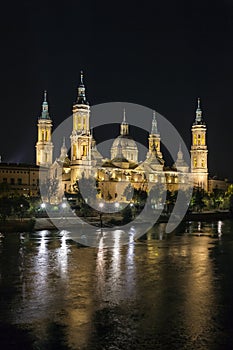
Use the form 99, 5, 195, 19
185, 210, 232, 221
0, 210, 232, 233
0, 218, 36, 233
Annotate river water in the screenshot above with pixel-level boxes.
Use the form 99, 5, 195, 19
0, 220, 233, 349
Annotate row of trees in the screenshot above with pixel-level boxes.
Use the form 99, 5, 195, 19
1, 174, 233, 222
0, 196, 31, 221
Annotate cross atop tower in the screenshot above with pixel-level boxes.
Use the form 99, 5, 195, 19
151, 110, 158, 134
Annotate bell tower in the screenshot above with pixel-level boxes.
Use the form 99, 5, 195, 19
190, 98, 208, 191
70, 71, 92, 184
36, 91, 53, 167
147, 110, 163, 161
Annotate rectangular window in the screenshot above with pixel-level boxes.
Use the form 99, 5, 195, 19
10, 178, 15, 184
18, 178, 22, 185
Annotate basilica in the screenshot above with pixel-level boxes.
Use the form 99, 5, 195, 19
35, 72, 209, 203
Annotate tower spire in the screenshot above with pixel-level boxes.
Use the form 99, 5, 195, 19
123, 108, 126, 123
40, 90, 50, 119
151, 110, 158, 134
120, 108, 129, 136
80, 70, 84, 85
36, 91, 53, 166
76, 70, 88, 105
195, 97, 203, 124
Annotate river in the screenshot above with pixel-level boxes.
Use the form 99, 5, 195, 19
0, 220, 233, 349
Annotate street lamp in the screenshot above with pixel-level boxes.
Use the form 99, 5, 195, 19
20, 204, 24, 221
61, 202, 67, 219
99, 202, 104, 227
130, 202, 135, 218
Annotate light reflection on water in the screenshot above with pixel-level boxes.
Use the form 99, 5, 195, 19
0, 220, 233, 349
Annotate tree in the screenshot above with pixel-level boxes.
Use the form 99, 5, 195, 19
190, 188, 206, 212
225, 184, 233, 212
122, 204, 133, 224
40, 176, 59, 203
133, 188, 147, 206
0, 197, 12, 221
210, 188, 224, 209
0, 182, 10, 198
73, 175, 100, 205
149, 183, 166, 209
123, 184, 134, 201
11, 196, 30, 219
106, 191, 112, 201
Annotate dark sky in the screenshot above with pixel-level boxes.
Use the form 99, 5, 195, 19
0, 0, 233, 179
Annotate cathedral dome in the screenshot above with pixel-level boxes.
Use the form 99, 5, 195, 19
111, 135, 138, 163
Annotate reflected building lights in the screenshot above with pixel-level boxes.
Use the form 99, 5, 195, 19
217, 220, 223, 237
57, 230, 69, 278
96, 237, 106, 296
39, 230, 48, 254
184, 239, 215, 340
125, 228, 136, 297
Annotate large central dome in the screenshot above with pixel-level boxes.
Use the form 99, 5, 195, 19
111, 135, 138, 163
110, 110, 138, 163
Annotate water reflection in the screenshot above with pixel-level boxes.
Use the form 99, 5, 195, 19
57, 230, 69, 278
184, 238, 216, 343
0, 221, 233, 349
218, 220, 223, 237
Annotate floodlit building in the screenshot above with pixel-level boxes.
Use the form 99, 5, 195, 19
35, 72, 205, 203
1, 71, 221, 202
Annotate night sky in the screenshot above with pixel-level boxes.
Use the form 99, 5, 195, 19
0, 0, 233, 179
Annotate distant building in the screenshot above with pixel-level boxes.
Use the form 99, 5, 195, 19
208, 177, 229, 193
0, 163, 40, 197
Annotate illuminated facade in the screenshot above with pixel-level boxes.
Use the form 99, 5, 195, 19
0, 163, 40, 196
34, 72, 212, 202
190, 98, 208, 191
36, 91, 53, 167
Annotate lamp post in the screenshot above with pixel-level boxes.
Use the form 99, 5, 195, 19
130, 202, 135, 218
40, 203, 46, 217
99, 202, 104, 228
61, 202, 67, 219
20, 203, 23, 222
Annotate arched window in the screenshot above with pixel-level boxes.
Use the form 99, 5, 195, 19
201, 134, 205, 145
194, 134, 197, 145
73, 145, 76, 159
